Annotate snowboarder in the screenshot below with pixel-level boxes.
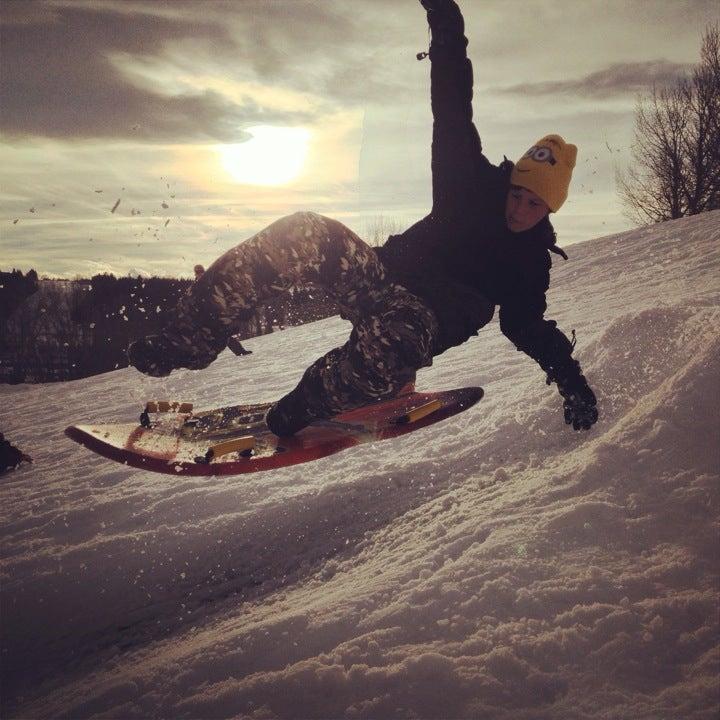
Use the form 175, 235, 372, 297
128, 0, 598, 436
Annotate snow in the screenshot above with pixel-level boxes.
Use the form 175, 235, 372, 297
1, 211, 719, 719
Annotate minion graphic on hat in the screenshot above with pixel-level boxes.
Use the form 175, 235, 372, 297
511, 134, 578, 212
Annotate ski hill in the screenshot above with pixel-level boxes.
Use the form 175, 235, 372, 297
1, 210, 718, 719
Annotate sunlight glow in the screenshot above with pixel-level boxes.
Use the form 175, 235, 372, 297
218, 126, 310, 186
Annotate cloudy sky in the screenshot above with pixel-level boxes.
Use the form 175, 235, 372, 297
1, 0, 717, 278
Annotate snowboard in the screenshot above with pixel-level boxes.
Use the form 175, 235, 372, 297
65, 386, 483, 476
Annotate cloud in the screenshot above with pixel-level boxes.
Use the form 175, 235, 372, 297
0, 2, 317, 142
0, 0, 62, 26
0, 0, 427, 144
497, 61, 692, 99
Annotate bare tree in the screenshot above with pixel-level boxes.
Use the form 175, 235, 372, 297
617, 24, 719, 224
364, 215, 403, 247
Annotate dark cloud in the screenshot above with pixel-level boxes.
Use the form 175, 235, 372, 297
0, 0, 426, 142
497, 61, 692, 99
230, 1, 359, 78
222, 1, 420, 106
0, 1, 315, 142
0, 0, 61, 26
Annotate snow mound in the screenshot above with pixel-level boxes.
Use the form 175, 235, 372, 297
1, 211, 719, 719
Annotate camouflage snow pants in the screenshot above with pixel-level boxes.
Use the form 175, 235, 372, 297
129, 212, 439, 421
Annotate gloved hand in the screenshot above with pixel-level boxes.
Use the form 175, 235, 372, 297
419, 0, 457, 11
557, 374, 598, 431
127, 336, 174, 377
419, 0, 464, 40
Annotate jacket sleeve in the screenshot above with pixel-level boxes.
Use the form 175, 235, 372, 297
425, 0, 495, 222
498, 256, 580, 384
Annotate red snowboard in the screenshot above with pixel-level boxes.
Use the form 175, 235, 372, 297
65, 386, 483, 476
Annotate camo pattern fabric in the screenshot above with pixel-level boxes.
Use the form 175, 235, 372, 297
130, 211, 439, 415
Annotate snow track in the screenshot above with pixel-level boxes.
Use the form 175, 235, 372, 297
1, 212, 719, 719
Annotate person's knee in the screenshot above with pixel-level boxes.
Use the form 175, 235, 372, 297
279, 212, 353, 260
355, 302, 438, 376
262, 211, 324, 241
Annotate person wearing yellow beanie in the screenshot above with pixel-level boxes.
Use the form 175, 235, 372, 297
511, 135, 578, 211
130, 0, 598, 437
504, 134, 578, 232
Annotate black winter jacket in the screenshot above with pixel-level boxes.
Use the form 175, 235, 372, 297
375, 0, 578, 384
375, 159, 575, 383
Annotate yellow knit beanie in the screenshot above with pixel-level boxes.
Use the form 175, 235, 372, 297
510, 134, 577, 212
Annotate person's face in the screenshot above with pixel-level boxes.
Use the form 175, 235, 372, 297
505, 186, 550, 233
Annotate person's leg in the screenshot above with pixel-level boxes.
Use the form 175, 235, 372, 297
129, 210, 439, 433
129, 212, 387, 376
266, 283, 438, 435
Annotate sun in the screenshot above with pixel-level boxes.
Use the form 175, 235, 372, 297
218, 126, 310, 186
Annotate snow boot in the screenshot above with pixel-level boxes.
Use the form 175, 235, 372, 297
265, 388, 320, 437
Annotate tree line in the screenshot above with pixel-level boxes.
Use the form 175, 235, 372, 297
1, 270, 337, 383
0, 269, 39, 323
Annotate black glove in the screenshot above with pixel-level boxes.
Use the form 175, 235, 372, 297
556, 374, 598, 431
420, 0, 458, 11
127, 336, 174, 377
420, 0, 464, 40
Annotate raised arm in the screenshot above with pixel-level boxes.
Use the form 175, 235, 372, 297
421, 0, 493, 221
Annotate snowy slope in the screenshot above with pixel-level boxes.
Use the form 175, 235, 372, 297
1, 211, 719, 720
